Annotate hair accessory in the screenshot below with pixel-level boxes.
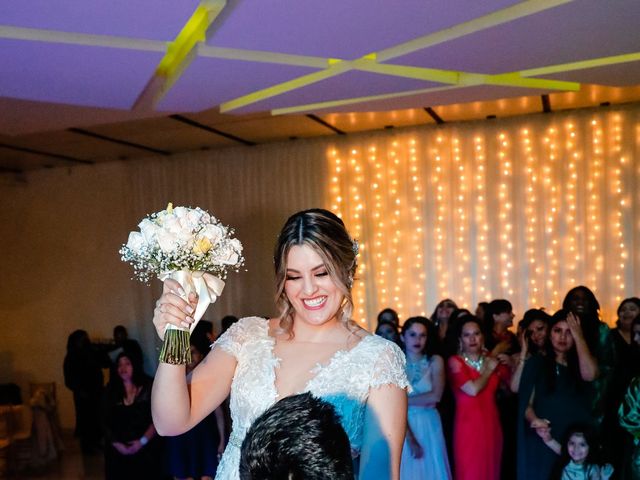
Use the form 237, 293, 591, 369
352, 239, 359, 256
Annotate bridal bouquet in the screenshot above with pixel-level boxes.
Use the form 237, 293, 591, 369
120, 203, 244, 363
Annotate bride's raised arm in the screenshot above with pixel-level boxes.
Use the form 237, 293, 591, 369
151, 278, 237, 436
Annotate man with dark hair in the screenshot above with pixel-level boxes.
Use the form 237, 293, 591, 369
239, 393, 353, 480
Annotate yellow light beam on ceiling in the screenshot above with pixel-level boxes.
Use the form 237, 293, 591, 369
271, 85, 460, 116
519, 51, 640, 77
353, 57, 460, 84
222, 0, 576, 114
219, 60, 352, 113
483, 73, 579, 90
376, 0, 574, 62
270, 70, 578, 115
156, 0, 226, 79
197, 44, 330, 68
0, 25, 165, 51
352, 57, 579, 90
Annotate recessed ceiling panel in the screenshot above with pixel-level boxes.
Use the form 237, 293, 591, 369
0, 39, 163, 108
0, 0, 199, 40
0, 146, 69, 171
90, 117, 239, 151
234, 70, 446, 113
6, 130, 150, 161
391, 0, 640, 74
207, 0, 521, 59
0, 97, 169, 136
220, 115, 332, 143
157, 57, 319, 112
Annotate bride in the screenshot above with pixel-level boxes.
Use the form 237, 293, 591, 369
151, 209, 409, 479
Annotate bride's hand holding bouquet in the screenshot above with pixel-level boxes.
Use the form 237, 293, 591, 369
120, 203, 244, 364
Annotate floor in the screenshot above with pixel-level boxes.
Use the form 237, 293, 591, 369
5, 432, 104, 480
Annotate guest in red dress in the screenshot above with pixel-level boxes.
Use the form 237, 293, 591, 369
447, 316, 510, 480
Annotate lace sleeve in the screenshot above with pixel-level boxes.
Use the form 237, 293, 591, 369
369, 341, 410, 391
212, 317, 253, 359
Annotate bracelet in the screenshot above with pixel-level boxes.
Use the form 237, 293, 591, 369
139, 436, 148, 446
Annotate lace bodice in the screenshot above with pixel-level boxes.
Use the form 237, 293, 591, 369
213, 317, 409, 480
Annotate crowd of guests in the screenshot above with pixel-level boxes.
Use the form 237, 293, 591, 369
62, 287, 640, 480
63, 317, 239, 480
376, 287, 640, 480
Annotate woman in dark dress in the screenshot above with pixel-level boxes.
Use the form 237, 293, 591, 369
517, 309, 599, 480
104, 352, 161, 480
63, 329, 109, 453
562, 286, 616, 426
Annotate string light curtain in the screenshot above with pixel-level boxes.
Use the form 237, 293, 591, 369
327, 105, 640, 328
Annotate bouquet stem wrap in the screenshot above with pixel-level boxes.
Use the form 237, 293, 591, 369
158, 269, 225, 364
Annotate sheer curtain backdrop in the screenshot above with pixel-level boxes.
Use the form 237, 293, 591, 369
327, 104, 640, 326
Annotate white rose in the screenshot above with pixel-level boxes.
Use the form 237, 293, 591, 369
198, 209, 211, 224
156, 230, 179, 254
186, 209, 204, 229
218, 245, 240, 265
172, 206, 189, 220
176, 228, 194, 245
229, 238, 243, 253
139, 218, 159, 243
202, 224, 224, 244
126, 232, 145, 254
163, 216, 184, 235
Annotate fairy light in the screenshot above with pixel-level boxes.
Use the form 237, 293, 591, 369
565, 121, 579, 287
587, 118, 603, 294
432, 134, 449, 304
497, 132, 514, 297
541, 126, 561, 307
408, 138, 427, 314
473, 134, 490, 301
522, 127, 539, 306
452, 136, 472, 299
611, 115, 626, 307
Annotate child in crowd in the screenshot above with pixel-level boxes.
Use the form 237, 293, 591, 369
548, 424, 613, 480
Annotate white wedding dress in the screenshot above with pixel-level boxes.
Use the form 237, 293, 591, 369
213, 317, 409, 480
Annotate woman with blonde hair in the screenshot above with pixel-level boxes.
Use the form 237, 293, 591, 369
151, 209, 409, 480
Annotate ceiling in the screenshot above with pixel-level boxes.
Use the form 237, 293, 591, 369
1, 0, 639, 173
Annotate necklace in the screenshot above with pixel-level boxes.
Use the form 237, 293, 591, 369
462, 354, 484, 372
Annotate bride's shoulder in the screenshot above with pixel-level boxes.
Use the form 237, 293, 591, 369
352, 329, 402, 356
220, 316, 269, 339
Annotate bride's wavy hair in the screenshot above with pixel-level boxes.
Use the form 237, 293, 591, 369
274, 209, 358, 338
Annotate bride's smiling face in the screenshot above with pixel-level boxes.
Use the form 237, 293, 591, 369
284, 244, 344, 327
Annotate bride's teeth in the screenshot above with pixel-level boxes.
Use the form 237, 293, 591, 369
304, 297, 326, 307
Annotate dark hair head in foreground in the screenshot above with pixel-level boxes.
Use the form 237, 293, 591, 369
239, 393, 353, 480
